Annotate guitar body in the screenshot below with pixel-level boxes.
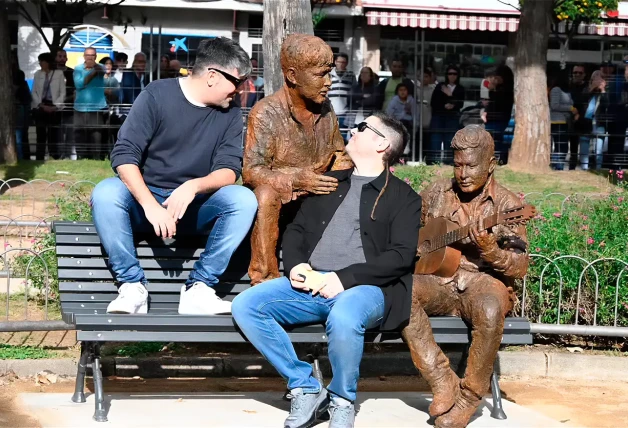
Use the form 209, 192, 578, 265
415, 217, 462, 277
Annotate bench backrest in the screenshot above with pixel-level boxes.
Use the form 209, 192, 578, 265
54, 221, 256, 323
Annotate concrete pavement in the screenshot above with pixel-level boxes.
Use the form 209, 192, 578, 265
18, 391, 566, 427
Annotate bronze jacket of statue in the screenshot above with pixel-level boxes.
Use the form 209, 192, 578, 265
243, 84, 353, 203
419, 176, 529, 288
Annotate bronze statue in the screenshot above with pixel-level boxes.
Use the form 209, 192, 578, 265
402, 126, 531, 427
243, 33, 352, 285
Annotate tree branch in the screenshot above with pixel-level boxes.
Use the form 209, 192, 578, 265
496, 0, 521, 11
84, 0, 126, 15
15, 1, 52, 51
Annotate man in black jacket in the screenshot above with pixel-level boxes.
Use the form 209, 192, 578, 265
232, 112, 421, 428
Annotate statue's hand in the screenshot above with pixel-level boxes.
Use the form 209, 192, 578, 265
293, 170, 338, 195
469, 219, 499, 256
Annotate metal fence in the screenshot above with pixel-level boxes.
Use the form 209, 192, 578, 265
0, 181, 626, 338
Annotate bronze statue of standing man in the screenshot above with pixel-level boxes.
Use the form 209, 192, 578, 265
243, 34, 352, 285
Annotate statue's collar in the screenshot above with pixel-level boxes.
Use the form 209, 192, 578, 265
279, 84, 331, 125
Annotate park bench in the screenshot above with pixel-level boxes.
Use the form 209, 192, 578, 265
54, 220, 532, 423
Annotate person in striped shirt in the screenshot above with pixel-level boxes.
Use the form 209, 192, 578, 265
329, 53, 356, 132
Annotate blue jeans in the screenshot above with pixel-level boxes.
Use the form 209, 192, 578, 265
579, 126, 605, 170
232, 276, 385, 402
91, 177, 258, 286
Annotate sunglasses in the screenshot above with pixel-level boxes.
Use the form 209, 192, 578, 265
356, 121, 386, 139
208, 68, 245, 87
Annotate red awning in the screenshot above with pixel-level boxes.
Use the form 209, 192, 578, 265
366, 10, 628, 36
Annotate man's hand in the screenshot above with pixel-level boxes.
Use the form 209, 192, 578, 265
293, 170, 338, 195
313, 272, 344, 299
469, 217, 499, 256
162, 180, 198, 221
445, 103, 455, 110
144, 203, 177, 238
441, 86, 453, 97
481, 111, 487, 123
289, 263, 313, 290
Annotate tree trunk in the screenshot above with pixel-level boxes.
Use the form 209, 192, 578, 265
508, 0, 553, 172
262, 0, 314, 96
0, 0, 17, 164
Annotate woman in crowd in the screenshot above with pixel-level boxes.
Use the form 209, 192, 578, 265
549, 73, 578, 170
13, 69, 32, 160
429, 64, 465, 164
159, 54, 170, 79
31, 52, 65, 161
578, 70, 609, 170
348, 66, 379, 129
483, 65, 514, 164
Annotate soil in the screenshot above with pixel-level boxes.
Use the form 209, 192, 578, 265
1, 375, 627, 427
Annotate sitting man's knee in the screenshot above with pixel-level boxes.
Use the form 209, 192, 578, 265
254, 184, 282, 211
474, 292, 509, 328
91, 177, 128, 209
326, 310, 364, 337
231, 293, 252, 322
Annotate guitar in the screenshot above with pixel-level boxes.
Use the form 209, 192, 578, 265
415, 205, 536, 277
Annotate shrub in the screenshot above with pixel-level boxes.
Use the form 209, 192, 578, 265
11, 232, 58, 305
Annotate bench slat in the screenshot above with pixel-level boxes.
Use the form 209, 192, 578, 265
59, 282, 251, 294
57, 258, 283, 273
56, 246, 205, 258
57, 269, 250, 282
55, 234, 209, 247
61, 293, 240, 303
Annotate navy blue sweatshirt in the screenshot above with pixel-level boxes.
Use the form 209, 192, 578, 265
110, 79, 243, 189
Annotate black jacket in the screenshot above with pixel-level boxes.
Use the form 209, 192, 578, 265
431, 83, 465, 115
351, 82, 378, 112
282, 169, 422, 331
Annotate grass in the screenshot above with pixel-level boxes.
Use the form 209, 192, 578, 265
0, 160, 113, 184
0, 293, 62, 321
0, 343, 56, 359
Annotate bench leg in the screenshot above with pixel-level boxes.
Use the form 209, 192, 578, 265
92, 344, 108, 422
490, 371, 507, 420
71, 342, 90, 403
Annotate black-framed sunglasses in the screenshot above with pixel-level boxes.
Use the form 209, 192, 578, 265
208, 67, 245, 87
356, 121, 386, 139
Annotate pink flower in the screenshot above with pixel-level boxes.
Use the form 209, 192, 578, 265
389, 166, 395, 173
60, 183, 66, 188
3, 243, 9, 248
582, 225, 589, 231
610, 169, 614, 174
613, 206, 619, 211
619, 197, 625, 203
587, 237, 595, 245
399, 158, 405, 165
404, 178, 411, 184
553, 212, 562, 218
535, 247, 541, 253
582, 215, 588, 221
599, 241, 606, 248
30, 239, 35, 244
623, 302, 628, 311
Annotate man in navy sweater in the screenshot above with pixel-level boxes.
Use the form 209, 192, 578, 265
91, 37, 258, 315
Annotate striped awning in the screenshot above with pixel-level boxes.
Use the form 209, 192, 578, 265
366, 10, 628, 36
366, 11, 519, 32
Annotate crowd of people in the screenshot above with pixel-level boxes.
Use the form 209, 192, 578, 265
11, 49, 189, 161
11, 45, 628, 168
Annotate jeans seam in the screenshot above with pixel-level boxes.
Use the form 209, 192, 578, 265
257, 297, 326, 390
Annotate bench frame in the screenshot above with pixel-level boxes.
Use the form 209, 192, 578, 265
54, 221, 532, 423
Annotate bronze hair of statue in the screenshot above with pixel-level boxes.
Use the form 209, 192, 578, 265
402, 126, 532, 428
242, 33, 352, 285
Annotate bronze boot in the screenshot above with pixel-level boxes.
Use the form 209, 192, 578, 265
434, 383, 482, 428
402, 306, 460, 417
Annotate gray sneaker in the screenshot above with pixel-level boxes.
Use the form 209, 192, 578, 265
329, 403, 355, 428
284, 387, 330, 428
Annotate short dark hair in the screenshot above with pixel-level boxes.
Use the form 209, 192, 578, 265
372, 111, 409, 166
38, 52, 53, 64
99, 57, 114, 66
395, 83, 409, 94
115, 52, 128, 62
336, 53, 349, 61
193, 37, 251, 77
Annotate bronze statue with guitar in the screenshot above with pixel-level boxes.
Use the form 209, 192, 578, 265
402, 125, 535, 428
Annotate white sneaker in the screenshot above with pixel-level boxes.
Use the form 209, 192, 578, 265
106, 282, 148, 314
178, 282, 232, 315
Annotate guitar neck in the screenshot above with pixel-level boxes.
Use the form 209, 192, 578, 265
431, 213, 499, 252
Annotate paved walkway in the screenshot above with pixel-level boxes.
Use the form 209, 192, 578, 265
18, 391, 566, 427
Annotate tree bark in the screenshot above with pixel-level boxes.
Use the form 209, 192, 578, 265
0, 0, 17, 164
262, 0, 314, 96
508, 0, 553, 172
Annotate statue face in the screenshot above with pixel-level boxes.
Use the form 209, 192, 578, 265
293, 63, 333, 105
453, 148, 494, 194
